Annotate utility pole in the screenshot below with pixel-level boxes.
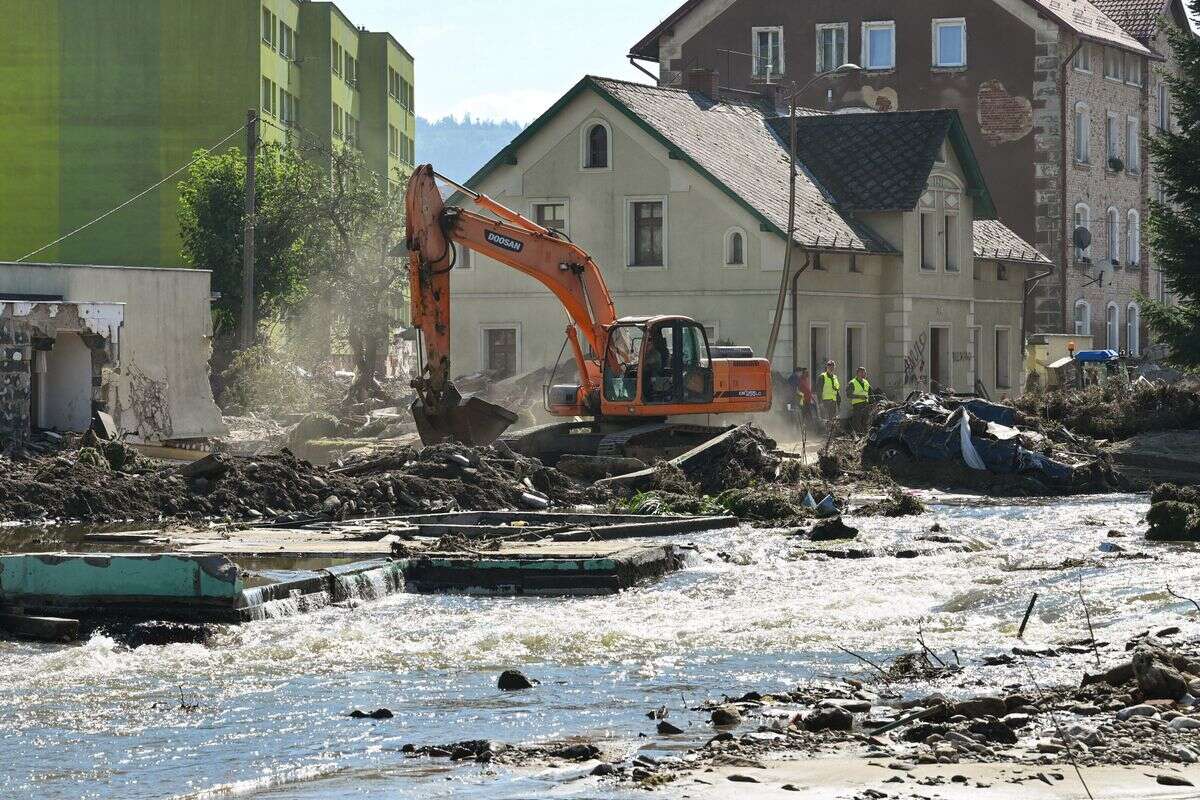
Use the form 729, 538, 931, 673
241, 109, 259, 349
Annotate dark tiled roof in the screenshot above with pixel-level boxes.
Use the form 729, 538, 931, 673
770, 111, 958, 213
973, 220, 1053, 265
592, 77, 894, 253
1091, 0, 1170, 41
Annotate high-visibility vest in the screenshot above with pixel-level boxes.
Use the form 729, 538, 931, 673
820, 372, 840, 401
850, 377, 871, 405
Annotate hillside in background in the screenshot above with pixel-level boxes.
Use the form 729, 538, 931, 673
415, 116, 525, 184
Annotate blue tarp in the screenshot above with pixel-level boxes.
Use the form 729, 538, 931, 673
1074, 349, 1119, 363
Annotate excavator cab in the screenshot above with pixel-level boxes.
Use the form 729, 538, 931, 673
602, 318, 714, 408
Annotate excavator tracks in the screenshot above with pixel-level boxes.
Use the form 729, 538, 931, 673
498, 420, 730, 466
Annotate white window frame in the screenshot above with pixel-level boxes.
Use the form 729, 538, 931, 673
625, 195, 668, 270
530, 199, 571, 237
1126, 115, 1140, 174
1105, 112, 1120, 165
331, 39, 343, 76
752, 26, 785, 78
1127, 209, 1141, 267
1106, 206, 1120, 265
453, 242, 473, 271
580, 119, 613, 172
1073, 202, 1091, 261
994, 325, 1012, 389
1103, 47, 1122, 82
815, 23, 848, 73
1074, 299, 1092, 336
1125, 53, 1143, 87
862, 21, 896, 70
808, 322, 831, 371
1105, 302, 1120, 350
1072, 42, 1091, 73
479, 323, 522, 377
1127, 302, 1140, 354
931, 18, 966, 68
723, 226, 748, 268
1073, 102, 1090, 164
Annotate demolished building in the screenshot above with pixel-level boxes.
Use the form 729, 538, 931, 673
0, 262, 225, 445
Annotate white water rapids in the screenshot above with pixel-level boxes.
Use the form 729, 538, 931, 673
1, 493, 1195, 799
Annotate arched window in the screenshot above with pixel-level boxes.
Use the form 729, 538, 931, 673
583, 122, 609, 169
1106, 207, 1120, 265
1106, 302, 1120, 350
724, 227, 746, 266
1073, 203, 1090, 262
1074, 102, 1090, 164
1074, 299, 1091, 336
1127, 209, 1140, 267
1127, 302, 1140, 355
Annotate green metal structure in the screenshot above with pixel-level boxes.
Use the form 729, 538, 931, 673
0, 0, 415, 268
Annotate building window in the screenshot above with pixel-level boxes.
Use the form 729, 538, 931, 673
280, 90, 296, 125
630, 200, 665, 267
1073, 42, 1091, 72
1158, 82, 1171, 131
534, 202, 567, 233
1074, 299, 1091, 336
724, 227, 746, 266
332, 103, 343, 138
261, 7, 276, 48
997, 262, 1007, 281
1073, 203, 1091, 261
752, 26, 784, 78
583, 122, 610, 169
1127, 209, 1140, 267
944, 192, 960, 272
849, 253, 861, 273
454, 243, 472, 270
344, 54, 357, 86
816, 24, 847, 73
1106, 302, 1120, 349
932, 18, 966, 67
389, 67, 401, 101
1074, 103, 1090, 164
920, 211, 937, 270
344, 114, 359, 146
918, 176, 960, 272
862, 21, 895, 70
261, 77, 276, 117
389, 125, 399, 157
483, 326, 518, 379
1103, 47, 1122, 81
1125, 53, 1143, 86
279, 22, 295, 59
995, 328, 1010, 389
1106, 113, 1120, 165
1127, 302, 1140, 354
1127, 116, 1140, 173
1107, 207, 1120, 265
331, 40, 343, 76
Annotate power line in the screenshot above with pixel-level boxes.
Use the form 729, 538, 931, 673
14, 122, 249, 264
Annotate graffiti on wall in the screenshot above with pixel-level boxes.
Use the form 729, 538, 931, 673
903, 332, 927, 387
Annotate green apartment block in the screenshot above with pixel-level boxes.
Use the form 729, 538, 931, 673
0, 0, 415, 268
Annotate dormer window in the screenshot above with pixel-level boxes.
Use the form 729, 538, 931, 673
919, 175, 962, 273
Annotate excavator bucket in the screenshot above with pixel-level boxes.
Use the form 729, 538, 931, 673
411, 394, 519, 447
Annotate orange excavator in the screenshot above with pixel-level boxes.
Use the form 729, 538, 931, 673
404, 164, 772, 463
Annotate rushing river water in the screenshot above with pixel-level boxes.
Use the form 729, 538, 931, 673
2, 493, 1195, 799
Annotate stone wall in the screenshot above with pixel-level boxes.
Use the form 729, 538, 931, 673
0, 319, 32, 444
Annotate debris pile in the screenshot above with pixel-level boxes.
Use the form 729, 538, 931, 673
1014, 379, 1200, 442
864, 394, 1121, 495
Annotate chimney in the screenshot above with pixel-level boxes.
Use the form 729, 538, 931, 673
683, 67, 720, 99
758, 82, 786, 114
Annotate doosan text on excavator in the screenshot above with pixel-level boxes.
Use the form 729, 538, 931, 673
403, 164, 773, 464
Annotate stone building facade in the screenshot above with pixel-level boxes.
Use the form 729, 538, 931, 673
628, 0, 1192, 352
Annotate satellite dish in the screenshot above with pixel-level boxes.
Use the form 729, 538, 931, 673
1072, 226, 1092, 251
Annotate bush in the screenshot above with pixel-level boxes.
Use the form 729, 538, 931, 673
219, 344, 313, 413
1014, 382, 1200, 441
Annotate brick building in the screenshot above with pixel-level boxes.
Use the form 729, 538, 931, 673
629, 0, 1191, 353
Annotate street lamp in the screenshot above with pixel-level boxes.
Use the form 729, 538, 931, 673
765, 62, 863, 364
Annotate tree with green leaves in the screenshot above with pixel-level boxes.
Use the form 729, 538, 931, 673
177, 143, 320, 351
1147, 3, 1200, 368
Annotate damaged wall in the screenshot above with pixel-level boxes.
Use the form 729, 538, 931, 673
0, 263, 224, 441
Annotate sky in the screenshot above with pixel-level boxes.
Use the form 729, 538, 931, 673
335, 0, 681, 123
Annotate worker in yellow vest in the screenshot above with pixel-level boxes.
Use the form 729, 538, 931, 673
848, 366, 872, 433
818, 360, 841, 424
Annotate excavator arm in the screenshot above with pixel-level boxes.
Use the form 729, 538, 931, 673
405, 164, 617, 444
